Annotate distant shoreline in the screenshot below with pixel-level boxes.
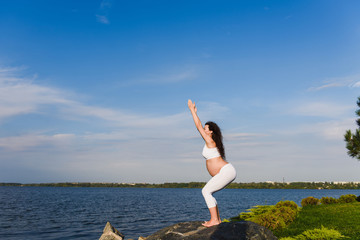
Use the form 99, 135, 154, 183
1, 182, 360, 189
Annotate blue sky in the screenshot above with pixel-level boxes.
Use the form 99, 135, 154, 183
1, 0, 360, 183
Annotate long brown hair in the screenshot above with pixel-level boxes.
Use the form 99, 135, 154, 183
205, 121, 225, 160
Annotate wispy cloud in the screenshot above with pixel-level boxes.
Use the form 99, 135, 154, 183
96, 0, 112, 24
123, 67, 198, 86
290, 101, 353, 118
0, 69, 72, 120
0, 67, 206, 151
0, 133, 75, 151
279, 118, 355, 141
308, 74, 360, 91
0, 67, 189, 127
352, 81, 360, 87
96, 14, 109, 24
315, 119, 355, 140
225, 132, 268, 141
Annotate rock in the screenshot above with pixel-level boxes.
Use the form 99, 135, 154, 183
99, 222, 125, 240
145, 221, 277, 240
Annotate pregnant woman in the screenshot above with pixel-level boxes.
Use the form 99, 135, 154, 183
187, 99, 237, 227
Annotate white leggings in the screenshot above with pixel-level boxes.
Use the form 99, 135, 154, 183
202, 163, 237, 208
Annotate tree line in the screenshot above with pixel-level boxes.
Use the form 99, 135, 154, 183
1, 181, 360, 189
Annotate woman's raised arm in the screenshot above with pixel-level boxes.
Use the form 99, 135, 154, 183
188, 99, 213, 143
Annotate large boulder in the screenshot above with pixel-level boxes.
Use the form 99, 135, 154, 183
145, 221, 278, 240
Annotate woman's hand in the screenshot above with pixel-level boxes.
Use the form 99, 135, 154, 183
188, 99, 197, 113
188, 99, 211, 142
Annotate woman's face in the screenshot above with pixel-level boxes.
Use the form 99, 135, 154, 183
204, 125, 213, 136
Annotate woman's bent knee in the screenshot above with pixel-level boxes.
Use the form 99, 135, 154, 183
202, 187, 209, 197
202, 187, 216, 208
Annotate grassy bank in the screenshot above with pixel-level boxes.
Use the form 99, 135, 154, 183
274, 202, 360, 239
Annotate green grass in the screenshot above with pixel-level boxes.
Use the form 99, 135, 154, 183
274, 202, 360, 240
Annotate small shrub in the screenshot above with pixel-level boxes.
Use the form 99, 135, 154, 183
229, 201, 299, 231
296, 226, 347, 240
252, 210, 286, 230
280, 206, 297, 223
356, 195, 360, 202
320, 196, 338, 205
251, 206, 298, 230
280, 226, 347, 240
275, 200, 299, 211
230, 205, 274, 221
338, 194, 357, 203
301, 196, 320, 207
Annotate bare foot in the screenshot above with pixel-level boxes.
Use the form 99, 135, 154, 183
202, 220, 221, 227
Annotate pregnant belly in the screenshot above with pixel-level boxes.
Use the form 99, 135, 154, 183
206, 157, 228, 177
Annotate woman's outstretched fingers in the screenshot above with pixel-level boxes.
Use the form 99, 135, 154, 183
188, 99, 193, 107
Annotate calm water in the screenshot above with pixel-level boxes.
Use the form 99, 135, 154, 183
1, 187, 359, 240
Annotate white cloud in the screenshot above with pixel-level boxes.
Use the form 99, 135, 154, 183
0, 67, 194, 129
352, 81, 360, 87
225, 132, 268, 140
162, 69, 197, 83
308, 74, 360, 91
96, 0, 112, 24
316, 119, 355, 140
277, 118, 356, 141
0, 70, 72, 120
123, 67, 198, 86
290, 101, 353, 118
281, 99, 356, 140
53, 133, 76, 139
0, 133, 75, 151
96, 14, 109, 24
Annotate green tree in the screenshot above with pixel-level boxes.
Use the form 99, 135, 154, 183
344, 96, 360, 160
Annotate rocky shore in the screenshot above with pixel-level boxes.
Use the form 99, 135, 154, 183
99, 221, 278, 240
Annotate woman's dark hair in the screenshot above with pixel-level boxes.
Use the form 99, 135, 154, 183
205, 121, 225, 160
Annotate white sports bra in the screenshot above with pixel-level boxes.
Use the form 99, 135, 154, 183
202, 144, 221, 160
